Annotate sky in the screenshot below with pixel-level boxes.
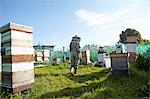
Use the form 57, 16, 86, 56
0, 0, 150, 50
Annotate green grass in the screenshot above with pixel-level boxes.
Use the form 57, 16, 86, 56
0, 63, 149, 99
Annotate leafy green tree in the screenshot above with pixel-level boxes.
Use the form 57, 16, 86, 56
138, 39, 150, 45
53, 51, 63, 59
119, 28, 141, 44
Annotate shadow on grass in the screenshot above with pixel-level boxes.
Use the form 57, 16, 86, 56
35, 73, 71, 78
35, 73, 50, 78
67, 69, 110, 83
1, 66, 148, 99
91, 66, 149, 99
36, 66, 149, 98
36, 69, 111, 98
36, 79, 109, 98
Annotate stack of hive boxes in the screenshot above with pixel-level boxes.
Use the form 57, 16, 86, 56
66, 57, 71, 63
98, 47, 105, 66
81, 50, 91, 65
104, 54, 111, 68
0, 56, 1, 91
43, 50, 50, 62
34, 49, 50, 62
52, 58, 60, 65
0, 23, 34, 93
110, 42, 129, 77
110, 53, 129, 77
34, 50, 43, 62
125, 34, 137, 64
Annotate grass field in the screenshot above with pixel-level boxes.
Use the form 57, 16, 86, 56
0, 63, 149, 99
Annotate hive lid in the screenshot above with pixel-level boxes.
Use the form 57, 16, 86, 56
0, 22, 33, 33
110, 53, 128, 58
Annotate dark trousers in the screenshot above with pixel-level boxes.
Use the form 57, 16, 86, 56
70, 64, 77, 74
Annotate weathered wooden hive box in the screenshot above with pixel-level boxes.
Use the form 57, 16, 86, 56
81, 50, 91, 65
0, 23, 34, 93
0, 56, 1, 91
110, 53, 129, 77
52, 58, 60, 65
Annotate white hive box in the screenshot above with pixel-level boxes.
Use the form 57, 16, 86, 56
104, 54, 111, 68
53, 58, 60, 65
125, 35, 137, 64
34, 50, 43, 62
43, 49, 50, 57
126, 43, 136, 52
36, 56, 43, 62
36, 51, 43, 57
86, 50, 90, 57
43, 57, 49, 62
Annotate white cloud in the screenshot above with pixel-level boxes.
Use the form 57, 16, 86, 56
74, 9, 107, 26
74, 1, 150, 42
74, 2, 146, 27
74, 8, 135, 27
74, 0, 147, 27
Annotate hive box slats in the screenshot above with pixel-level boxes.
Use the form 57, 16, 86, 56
0, 23, 34, 93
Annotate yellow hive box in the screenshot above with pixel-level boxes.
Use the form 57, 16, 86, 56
126, 36, 137, 43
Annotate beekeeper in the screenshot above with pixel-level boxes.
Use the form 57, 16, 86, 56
69, 35, 81, 75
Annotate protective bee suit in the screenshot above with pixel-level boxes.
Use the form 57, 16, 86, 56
69, 35, 81, 75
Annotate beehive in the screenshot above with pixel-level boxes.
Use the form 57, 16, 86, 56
81, 50, 91, 64
125, 35, 137, 64
110, 53, 129, 77
97, 47, 105, 66
0, 23, 34, 93
43, 50, 50, 62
